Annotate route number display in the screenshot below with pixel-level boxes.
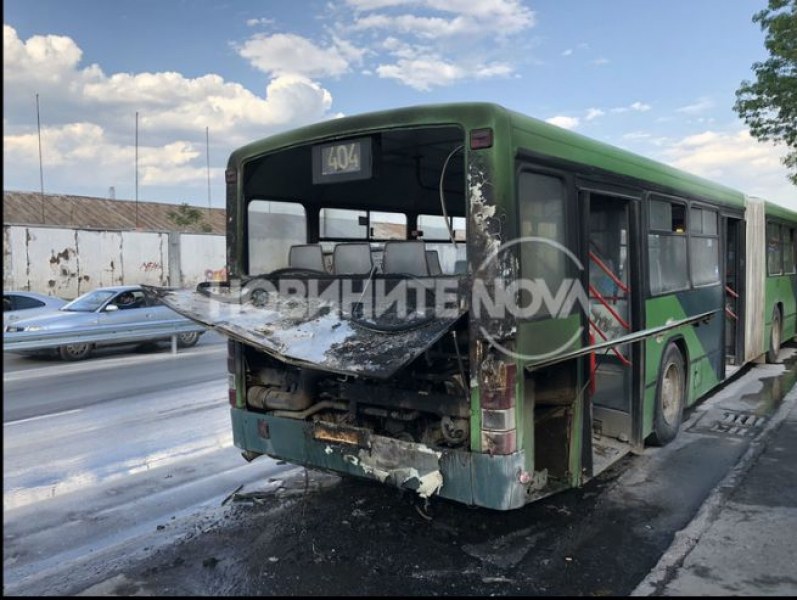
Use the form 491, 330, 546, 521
312, 137, 372, 183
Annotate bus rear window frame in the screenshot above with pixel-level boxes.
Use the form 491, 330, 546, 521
318, 207, 408, 242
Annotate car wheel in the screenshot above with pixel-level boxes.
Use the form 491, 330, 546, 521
649, 342, 686, 447
176, 331, 201, 348
59, 343, 93, 361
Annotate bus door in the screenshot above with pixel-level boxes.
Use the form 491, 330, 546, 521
584, 192, 643, 460
724, 215, 745, 372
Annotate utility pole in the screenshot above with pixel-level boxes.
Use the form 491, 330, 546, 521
135, 111, 139, 229
206, 126, 211, 218
36, 93, 45, 223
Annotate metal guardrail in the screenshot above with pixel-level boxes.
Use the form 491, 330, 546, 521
3, 320, 207, 352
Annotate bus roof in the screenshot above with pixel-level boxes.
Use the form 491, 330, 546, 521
764, 200, 797, 222
229, 102, 757, 211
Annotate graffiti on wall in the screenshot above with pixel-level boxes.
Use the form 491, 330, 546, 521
204, 267, 227, 282
4, 225, 224, 295
141, 261, 162, 272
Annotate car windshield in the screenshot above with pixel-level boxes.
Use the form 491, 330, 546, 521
62, 290, 117, 312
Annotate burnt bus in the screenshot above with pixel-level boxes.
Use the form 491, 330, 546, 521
152, 103, 797, 510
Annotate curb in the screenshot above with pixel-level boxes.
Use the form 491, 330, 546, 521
631, 380, 797, 596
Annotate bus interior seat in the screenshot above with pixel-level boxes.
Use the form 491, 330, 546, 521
382, 241, 429, 276
426, 250, 443, 276
288, 244, 326, 272
333, 242, 374, 275
454, 259, 467, 274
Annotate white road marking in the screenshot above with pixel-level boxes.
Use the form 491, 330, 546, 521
3, 344, 226, 383
4, 408, 84, 426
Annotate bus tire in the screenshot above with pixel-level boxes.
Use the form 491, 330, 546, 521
649, 343, 686, 447
766, 307, 782, 364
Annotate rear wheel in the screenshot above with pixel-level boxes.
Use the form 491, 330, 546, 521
176, 331, 201, 348
766, 307, 782, 364
59, 343, 93, 361
649, 343, 686, 447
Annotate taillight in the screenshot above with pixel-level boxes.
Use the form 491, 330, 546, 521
227, 340, 237, 373
228, 341, 239, 407
228, 374, 237, 407
480, 362, 517, 455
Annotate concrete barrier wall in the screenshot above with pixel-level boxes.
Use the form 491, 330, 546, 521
179, 233, 227, 288
2, 225, 225, 299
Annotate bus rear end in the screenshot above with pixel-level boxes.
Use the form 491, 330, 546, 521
157, 104, 581, 510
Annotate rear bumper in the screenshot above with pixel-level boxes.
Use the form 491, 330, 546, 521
231, 407, 530, 510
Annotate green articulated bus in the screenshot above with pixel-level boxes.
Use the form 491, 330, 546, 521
155, 103, 797, 510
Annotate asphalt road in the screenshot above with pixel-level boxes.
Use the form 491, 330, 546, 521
3, 334, 291, 595
2, 332, 229, 422
3, 340, 796, 596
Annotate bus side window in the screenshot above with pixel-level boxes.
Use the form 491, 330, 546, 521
648, 198, 689, 295
767, 221, 783, 276
518, 172, 566, 317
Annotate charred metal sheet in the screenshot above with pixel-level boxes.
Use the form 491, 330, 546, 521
344, 435, 444, 499
144, 281, 467, 379
467, 155, 521, 457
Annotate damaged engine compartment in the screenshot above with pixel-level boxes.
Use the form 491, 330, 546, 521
243, 320, 472, 452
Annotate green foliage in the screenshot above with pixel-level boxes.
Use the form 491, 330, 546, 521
167, 202, 212, 231
734, 0, 797, 185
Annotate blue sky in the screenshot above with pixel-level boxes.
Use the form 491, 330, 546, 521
3, 0, 795, 210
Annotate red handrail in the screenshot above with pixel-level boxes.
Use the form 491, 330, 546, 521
589, 251, 629, 294
589, 319, 631, 366
589, 283, 631, 331
589, 331, 597, 395
725, 285, 739, 299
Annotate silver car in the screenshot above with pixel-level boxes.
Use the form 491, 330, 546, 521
5, 285, 204, 361
3, 291, 67, 329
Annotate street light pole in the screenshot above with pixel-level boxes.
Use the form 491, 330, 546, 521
135, 111, 139, 229
206, 126, 211, 218
36, 93, 45, 223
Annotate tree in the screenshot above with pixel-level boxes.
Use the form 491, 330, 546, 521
734, 0, 797, 185
167, 202, 212, 232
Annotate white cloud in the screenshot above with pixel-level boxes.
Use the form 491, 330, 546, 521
2, 0, 541, 200
611, 101, 652, 114
348, 1, 533, 89
591, 57, 609, 66
622, 131, 651, 140
350, 0, 534, 39
346, 0, 412, 9
659, 129, 793, 202
677, 96, 714, 114
546, 116, 580, 130
237, 33, 360, 78
585, 108, 605, 121
376, 57, 511, 91
246, 17, 275, 27
562, 48, 573, 57
2, 25, 338, 202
